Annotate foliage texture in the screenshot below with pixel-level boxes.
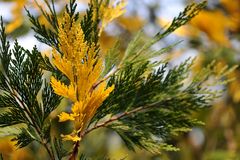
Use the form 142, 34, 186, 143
0, 0, 236, 160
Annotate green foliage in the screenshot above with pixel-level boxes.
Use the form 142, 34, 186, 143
89, 1, 217, 153
122, 31, 174, 65
105, 2, 207, 75
52, 138, 69, 159
27, 0, 99, 49
12, 127, 35, 148
103, 41, 121, 75
92, 57, 223, 152
0, 16, 61, 152
135, 1, 207, 58
80, 0, 100, 44
26, 0, 59, 50
79, 154, 88, 160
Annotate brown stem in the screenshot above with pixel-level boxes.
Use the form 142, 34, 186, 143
84, 101, 166, 136
68, 141, 80, 160
68, 104, 156, 160
84, 106, 145, 135
92, 67, 120, 91
12, 90, 55, 159
69, 106, 149, 160
43, 142, 55, 160
67, 99, 166, 160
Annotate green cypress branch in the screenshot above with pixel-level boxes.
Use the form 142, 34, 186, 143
135, 1, 207, 60
0, 17, 61, 159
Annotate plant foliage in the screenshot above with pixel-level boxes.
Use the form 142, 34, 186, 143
0, 0, 236, 160
0, 16, 61, 158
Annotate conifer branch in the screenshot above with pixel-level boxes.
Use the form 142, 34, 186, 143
85, 104, 154, 136
68, 105, 146, 160
69, 100, 173, 159
3, 54, 55, 160
0, 0, 236, 159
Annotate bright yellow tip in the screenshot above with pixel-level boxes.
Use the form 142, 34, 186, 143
50, 77, 77, 102
61, 134, 81, 142
71, 101, 84, 114
58, 112, 75, 122
99, 0, 127, 35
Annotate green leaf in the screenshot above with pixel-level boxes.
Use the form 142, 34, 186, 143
92, 57, 228, 153
0, 18, 61, 151
0, 126, 22, 137
53, 138, 68, 160
12, 128, 35, 148
103, 41, 121, 75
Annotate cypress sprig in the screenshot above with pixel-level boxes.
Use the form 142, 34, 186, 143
0, 1, 236, 160
0, 16, 62, 160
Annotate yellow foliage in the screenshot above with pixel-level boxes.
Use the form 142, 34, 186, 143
50, 12, 114, 142
6, 0, 27, 33
6, 18, 23, 34
228, 70, 240, 103
118, 16, 144, 32
4, 0, 127, 35
220, 0, 240, 32
61, 134, 81, 142
220, 0, 240, 16
0, 137, 34, 160
5, 0, 52, 33
51, 77, 77, 102
58, 111, 76, 122
158, 18, 198, 37
98, 0, 127, 35
190, 10, 236, 46
99, 32, 117, 52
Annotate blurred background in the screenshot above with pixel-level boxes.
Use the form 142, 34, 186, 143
0, 0, 240, 159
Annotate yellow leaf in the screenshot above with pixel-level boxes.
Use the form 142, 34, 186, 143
99, 0, 127, 35
190, 10, 235, 46
6, 0, 27, 33
50, 77, 77, 102
61, 134, 81, 142
58, 112, 75, 122
52, 50, 75, 82
220, 0, 240, 32
220, 0, 240, 15
6, 18, 23, 34
118, 16, 144, 32
50, 12, 115, 141
0, 137, 34, 160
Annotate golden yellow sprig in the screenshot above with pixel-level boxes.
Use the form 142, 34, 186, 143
50, 12, 114, 142
98, 0, 127, 35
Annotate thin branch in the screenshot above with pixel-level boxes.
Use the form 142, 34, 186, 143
92, 67, 120, 90
83, 106, 145, 136
70, 92, 180, 158
42, 141, 55, 160
84, 99, 173, 137
68, 101, 164, 160
4, 77, 55, 160
68, 141, 80, 160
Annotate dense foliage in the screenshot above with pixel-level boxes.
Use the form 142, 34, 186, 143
0, 0, 237, 159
